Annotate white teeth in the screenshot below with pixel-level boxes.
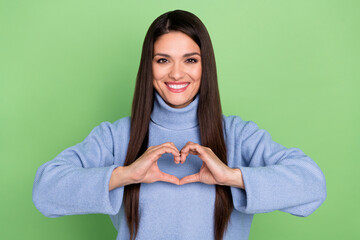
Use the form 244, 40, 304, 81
167, 83, 189, 89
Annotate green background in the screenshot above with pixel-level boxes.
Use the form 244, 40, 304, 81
1, 0, 359, 239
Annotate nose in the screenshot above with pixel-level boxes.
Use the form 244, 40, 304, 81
168, 62, 185, 80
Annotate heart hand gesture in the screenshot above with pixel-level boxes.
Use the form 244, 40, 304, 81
179, 142, 244, 189
109, 141, 244, 191
128, 142, 181, 185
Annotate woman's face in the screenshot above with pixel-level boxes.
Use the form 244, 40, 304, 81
152, 31, 201, 108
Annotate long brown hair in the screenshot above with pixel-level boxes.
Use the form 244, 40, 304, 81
123, 10, 233, 240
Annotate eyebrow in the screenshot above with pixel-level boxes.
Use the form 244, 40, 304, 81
153, 52, 201, 58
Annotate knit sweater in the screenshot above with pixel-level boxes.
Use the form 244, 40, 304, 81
32, 91, 327, 240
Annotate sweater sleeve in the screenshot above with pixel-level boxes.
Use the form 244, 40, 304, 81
230, 120, 327, 217
32, 121, 124, 217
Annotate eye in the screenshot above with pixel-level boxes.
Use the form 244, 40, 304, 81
156, 58, 168, 64
186, 58, 198, 63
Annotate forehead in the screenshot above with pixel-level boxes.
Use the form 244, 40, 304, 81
153, 31, 200, 54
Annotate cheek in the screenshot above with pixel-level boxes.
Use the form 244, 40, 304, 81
190, 65, 202, 81
193, 66, 202, 91
152, 65, 168, 80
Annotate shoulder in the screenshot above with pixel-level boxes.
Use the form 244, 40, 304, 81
89, 116, 131, 149
94, 116, 131, 134
221, 114, 260, 139
105, 116, 131, 139
111, 116, 131, 130
222, 114, 244, 128
221, 114, 253, 132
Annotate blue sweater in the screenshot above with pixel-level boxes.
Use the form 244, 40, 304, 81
32, 91, 327, 240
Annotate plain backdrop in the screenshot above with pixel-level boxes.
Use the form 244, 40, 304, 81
0, 0, 359, 239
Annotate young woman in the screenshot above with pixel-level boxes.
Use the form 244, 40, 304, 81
33, 10, 327, 240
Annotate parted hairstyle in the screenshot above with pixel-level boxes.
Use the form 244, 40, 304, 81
123, 9, 234, 240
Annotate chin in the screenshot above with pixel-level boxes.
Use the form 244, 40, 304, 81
167, 98, 192, 108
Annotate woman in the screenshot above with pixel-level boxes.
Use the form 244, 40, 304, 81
33, 10, 327, 240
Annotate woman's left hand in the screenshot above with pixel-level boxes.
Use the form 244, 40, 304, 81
179, 142, 245, 189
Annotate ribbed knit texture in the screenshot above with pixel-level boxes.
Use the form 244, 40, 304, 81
33, 91, 326, 239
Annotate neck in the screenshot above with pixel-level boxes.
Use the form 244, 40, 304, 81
150, 91, 199, 130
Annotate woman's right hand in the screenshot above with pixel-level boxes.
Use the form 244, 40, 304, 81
109, 142, 181, 191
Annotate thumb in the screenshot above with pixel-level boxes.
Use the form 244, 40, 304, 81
179, 173, 200, 185
158, 171, 180, 185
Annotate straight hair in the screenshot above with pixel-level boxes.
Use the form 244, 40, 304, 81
123, 10, 233, 240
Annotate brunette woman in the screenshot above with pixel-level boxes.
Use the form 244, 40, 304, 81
33, 10, 326, 240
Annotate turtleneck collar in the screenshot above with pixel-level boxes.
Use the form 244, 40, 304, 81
150, 91, 199, 130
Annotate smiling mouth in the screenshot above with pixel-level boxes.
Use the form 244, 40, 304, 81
165, 82, 190, 92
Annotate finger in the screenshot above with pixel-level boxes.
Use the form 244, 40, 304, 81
162, 142, 181, 163
150, 142, 179, 154
151, 145, 181, 163
180, 142, 206, 164
180, 142, 196, 163
179, 173, 200, 185
167, 142, 182, 164
160, 142, 180, 151
181, 142, 202, 154
162, 142, 182, 164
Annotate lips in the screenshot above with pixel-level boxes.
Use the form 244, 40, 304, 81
165, 82, 190, 93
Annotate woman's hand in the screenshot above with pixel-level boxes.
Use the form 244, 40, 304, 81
128, 142, 181, 185
109, 142, 181, 191
179, 141, 245, 189
109, 141, 245, 191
